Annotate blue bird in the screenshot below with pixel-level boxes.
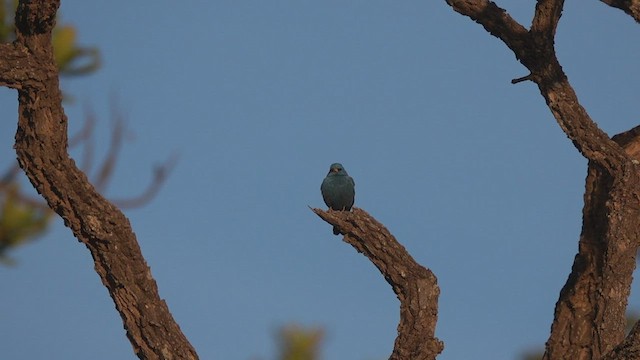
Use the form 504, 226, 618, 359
321, 163, 355, 235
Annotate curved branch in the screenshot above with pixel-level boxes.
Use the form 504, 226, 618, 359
112, 153, 178, 208
446, 0, 529, 60
93, 106, 124, 190
537, 79, 629, 172
68, 106, 96, 172
6, 1, 198, 359
313, 207, 443, 360
447, 0, 628, 171
446, 1, 619, 167
599, 0, 640, 23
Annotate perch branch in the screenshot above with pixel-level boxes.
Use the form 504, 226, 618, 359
313, 207, 443, 360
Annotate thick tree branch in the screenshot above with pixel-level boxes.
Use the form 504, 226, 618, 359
531, 0, 564, 38
537, 80, 629, 172
0, 42, 47, 89
545, 157, 640, 360
447, 1, 640, 359
313, 207, 443, 360
446, 0, 529, 60
447, 0, 628, 172
3, 1, 198, 359
600, 0, 640, 23
612, 125, 640, 159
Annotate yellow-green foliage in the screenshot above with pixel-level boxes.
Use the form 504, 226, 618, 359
52, 24, 100, 76
0, 0, 17, 42
278, 325, 324, 360
0, 185, 52, 264
52, 25, 77, 69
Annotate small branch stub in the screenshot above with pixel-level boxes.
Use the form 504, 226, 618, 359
511, 73, 534, 84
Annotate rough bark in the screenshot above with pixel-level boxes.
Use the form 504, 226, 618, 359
603, 319, 640, 360
1, 1, 198, 359
313, 207, 443, 360
446, 1, 640, 359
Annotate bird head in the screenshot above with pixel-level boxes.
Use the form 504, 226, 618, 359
328, 163, 347, 176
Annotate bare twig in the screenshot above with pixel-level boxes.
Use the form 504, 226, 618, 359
69, 105, 96, 172
93, 105, 125, 190
1, 102, 175, 219
511, 73, 534, 84
112, 153, 178, 208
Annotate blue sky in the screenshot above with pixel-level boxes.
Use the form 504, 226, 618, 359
1, 1, 639, 359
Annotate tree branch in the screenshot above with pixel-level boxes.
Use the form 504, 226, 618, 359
68, 106, 96, 172
4, 1, 198, 359
447, 1, 640, 359
603, 319, 640, 360
445, 0, 529, 60
531, 0, 565, 39
93, 104, 125, 190
599, 0, 640, 23
0, 42, 46, 89
112, 153, 178, 208
312, 207, 443, 360
447, 0, 629, 173
544, 157, 640, 359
